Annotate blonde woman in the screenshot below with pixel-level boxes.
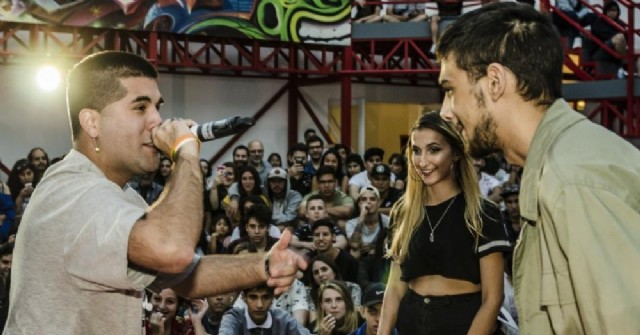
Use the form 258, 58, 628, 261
313, 280, 358, 335
378, 111, 510, 335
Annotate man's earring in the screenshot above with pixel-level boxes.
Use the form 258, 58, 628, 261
93, 137, 100, 153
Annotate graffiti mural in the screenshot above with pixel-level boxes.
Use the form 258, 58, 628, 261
0, 0, 351, 45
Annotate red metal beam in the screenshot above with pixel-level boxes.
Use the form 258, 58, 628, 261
208, 82, 290, 165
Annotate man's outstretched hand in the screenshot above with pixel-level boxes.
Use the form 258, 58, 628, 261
265, 229, 308, 295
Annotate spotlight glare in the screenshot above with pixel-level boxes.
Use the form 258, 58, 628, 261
36, 65, 61, 91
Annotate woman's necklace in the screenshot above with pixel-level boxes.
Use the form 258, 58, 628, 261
425, 195, 457, 243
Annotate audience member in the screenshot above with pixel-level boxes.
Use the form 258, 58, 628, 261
351, 282, 396, 335
387, 153, 407, 191
266, 167, 302, 227
307, 255, 361, 324
500, 183, 521, 245
357, 227, 391, 290
154, 156, 173, 186
204, 214, 232, 255
247, 140, 272, 183
312, 149, 349, 192
26, 147, 49, 180
352, 0, 381, 23
200, 159, 214, 190
209, 162, 236, 217
345, 187, 389, 260
132, 172, 164, 205
0, 186, 14, 245
300, 167, 354, 230
473, 157, 503, 202
304, 135, 325, 176
303, 129, 317, 143
344, 154, 365, 180
291, 195, 348, 255
145, 287, 208, 335
332, 144, 350, 172
427, 0, 463, 55
369, 164, 402, 216
307, 219, 359, 284
589, 1, 640, 76
311, 280, 359, 335
227, 204, 279, 254
268, 152, 283, 168
0, 244, 12, 331
287, 143, 313, 197
552, 0, 596, 48
232, 145, 249, 168
219, 283, 311, 335
223, 165, 270, 223
348, 147, 395, 200
6, 159, 37, 219
201, 292, 236, 335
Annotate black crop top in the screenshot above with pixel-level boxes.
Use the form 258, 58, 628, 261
400, 194, 510, 284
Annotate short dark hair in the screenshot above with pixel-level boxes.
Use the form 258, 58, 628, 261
311, 218, 336, 235
306, 194, 325, 209
315, 166, 337, 181
437, 2, 563, 107
67, 51, 158, 141
304, 128, 317, 138
244, 203, 272, 227
306, 135, 324, 147
242, 283, 274, 296
0, 243, 13, 257
288, 142, 308, 157
233, 145, 249, 156
364, 147, 384, 161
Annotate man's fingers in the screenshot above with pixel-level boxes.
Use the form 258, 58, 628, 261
277, 229, 292, 250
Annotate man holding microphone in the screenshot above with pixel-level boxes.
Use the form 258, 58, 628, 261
4, 51, 306, 335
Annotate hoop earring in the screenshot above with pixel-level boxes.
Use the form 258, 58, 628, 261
93, 137, 100, 153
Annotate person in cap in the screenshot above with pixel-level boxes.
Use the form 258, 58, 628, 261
348, 147, 396, 200
351, 283, 396, 335
266, 167, 302, 227
345, 187, 390, 259
369, 164, 403, 216
500, 183, 521, 245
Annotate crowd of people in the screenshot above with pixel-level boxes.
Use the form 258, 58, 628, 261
2, 2, 640, 335
0, 118, 523, 334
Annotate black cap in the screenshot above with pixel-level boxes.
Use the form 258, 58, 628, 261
362, 282, 386, 306
370, 164, 391, 178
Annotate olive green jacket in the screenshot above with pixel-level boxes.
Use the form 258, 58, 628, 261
514, 99, 640, 334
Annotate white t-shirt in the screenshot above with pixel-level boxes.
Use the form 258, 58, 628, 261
348, 171, 396, 189
345, 214, 390, 243
479, 172, 502, 198
5, 150, 156, 335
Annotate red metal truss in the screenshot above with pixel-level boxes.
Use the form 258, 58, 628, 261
545, 0, 640, 137
0, 22, 347, 78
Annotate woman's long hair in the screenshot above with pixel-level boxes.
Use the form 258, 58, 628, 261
388, 110, 484, 263
7, 159, 38, 202
237, 165, 263, 198
320, 149, 346, 182
309, 254, 343, 304
315, 280, 358, 334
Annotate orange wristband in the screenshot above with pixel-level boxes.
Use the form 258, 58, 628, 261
170, 134, 200, 161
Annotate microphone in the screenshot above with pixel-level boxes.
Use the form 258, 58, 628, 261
190, 116, 255, 142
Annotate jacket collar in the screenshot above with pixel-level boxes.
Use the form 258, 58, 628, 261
519, 99, 585, 223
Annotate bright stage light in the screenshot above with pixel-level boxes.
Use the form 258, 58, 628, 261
36, 65, 62, 91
